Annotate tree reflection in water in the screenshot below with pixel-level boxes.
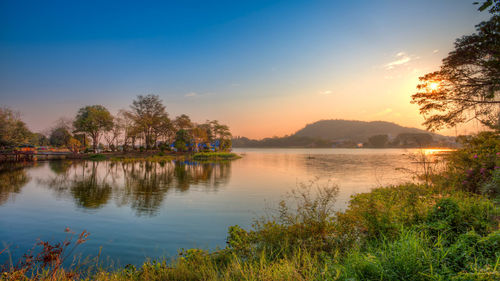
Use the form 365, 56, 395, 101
0, 163, 32, 205
42, 161, 112, 209
40, 160, 231, 216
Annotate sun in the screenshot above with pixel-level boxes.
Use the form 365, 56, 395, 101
429, 82, 439, 91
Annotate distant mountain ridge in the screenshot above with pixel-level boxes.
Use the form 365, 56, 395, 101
293, 119, 439, 142
232, 119, 452, 148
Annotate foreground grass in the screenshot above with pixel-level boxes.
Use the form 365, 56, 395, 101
2, 133, 498, 280
5, 184, 498, 281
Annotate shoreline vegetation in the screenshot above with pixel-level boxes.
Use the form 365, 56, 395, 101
77, 151, 242, 162
2, 131, 499, 280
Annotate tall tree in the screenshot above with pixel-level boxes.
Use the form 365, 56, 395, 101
209, 120, 232, 151
0, 107, 32, 146
191, 125, 209, 151
73, 105, 114, 152
411, 2, 500, 131
154, 115, 175, 145
116, 110, 137, 151
174, 114, 193, 131
129, 95, 168, 150
49, 126, 72, 147
29, 133, 49, 146
104, 120, 122, 152
174, 129, 190, 152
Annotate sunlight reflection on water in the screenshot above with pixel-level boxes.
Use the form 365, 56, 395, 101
0, 148, 450, 266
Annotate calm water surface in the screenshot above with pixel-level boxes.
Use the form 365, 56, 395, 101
0, 148, 446, 266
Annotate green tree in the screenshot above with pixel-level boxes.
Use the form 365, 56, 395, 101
175, 129, 190, 152
73, 105, 114, 152
475, 0, 500, 13
29, 133, 49, 146
49, 126, 72, 147
104, 118, 123, 152
129, 95, 169, 150
211, 120, 232, 151
192, 125, 209, 151
0, 107, 32, 146
116, 109, 138, 151
154, 115, 174, 146
174, 114, 193, 131
73, 133, 90, 148
411, 1, 500, 131
67, 137, 82, 153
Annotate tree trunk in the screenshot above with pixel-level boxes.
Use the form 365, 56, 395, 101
92, 133, 98, 153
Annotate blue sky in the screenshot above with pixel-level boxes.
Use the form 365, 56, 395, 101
0, 0, 489, 137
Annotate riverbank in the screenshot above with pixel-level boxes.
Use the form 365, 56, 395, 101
1, 132, 498, 280
5, 182, 498, 280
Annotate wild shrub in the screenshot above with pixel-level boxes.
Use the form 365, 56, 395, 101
225, 179, 340, 262
1, 228, 89, 280
444, 131, 500, 195
425, 196, 498, 241
342, 184, 433, 240
481, 168, 500, 198
444, 230, 500, 274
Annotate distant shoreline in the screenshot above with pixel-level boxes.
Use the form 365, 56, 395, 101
232, 146, 456, 149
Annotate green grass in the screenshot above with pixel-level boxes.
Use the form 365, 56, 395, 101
109, 154, 176, 163
6, 181, 497, 280
191, 152, 241, 161
82, 152, 241, 163
87, 153, 107, 161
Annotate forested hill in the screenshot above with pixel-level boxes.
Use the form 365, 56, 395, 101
293, 120, 434, 141
232, 120, 453, 148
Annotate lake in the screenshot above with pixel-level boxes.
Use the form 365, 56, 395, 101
0, 148, 448, 267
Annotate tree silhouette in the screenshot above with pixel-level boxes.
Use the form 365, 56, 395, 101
412, 1, 500, 130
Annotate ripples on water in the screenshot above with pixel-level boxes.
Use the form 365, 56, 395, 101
0, 148, 449, 266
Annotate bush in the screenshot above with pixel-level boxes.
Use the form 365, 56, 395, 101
425, 196, 498, 241
481, 168, 500, 198
244, 180, 340, 259
444, 131, 500, 195
341, 184, 433, 240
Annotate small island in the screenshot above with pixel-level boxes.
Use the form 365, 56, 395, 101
0, 95, 240, 163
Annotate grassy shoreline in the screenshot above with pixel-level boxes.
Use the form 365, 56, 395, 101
2, 132, 498, 280
71, 151, 241, 162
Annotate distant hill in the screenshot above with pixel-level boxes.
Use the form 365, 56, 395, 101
232, 120, 454, 148
293, 120, 438, 142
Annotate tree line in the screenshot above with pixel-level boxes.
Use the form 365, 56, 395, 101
232, 132, 453, 148
0, 94, 232, 153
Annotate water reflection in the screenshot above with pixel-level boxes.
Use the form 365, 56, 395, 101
0, 163, 31, 205
39, 160, 231, 216
1, 149, 454, 266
